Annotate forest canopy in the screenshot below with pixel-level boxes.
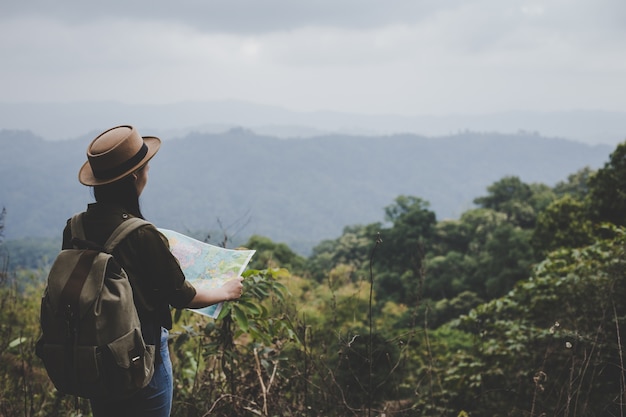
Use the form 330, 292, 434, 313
1, 140, 626, 416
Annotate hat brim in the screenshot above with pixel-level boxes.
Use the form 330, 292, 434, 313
78, 136, 161, 186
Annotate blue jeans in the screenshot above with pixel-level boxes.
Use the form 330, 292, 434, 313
90, 328, 173, 417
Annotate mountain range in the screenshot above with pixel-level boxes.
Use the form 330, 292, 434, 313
0, 126, 614, 254
1, 101, 625, 146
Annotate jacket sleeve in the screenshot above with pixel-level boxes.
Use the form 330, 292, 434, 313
62, 219, 72, 249
116, 224, 197, 310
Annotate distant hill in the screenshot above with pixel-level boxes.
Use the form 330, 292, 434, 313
1, 101, 625, 145
0, 128, 615, 254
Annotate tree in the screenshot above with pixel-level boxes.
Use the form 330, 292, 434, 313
0, 207, 5, 283
443, 226, 626, 416
429, 290, 484, 328
532, 195, 594, 255
431, 208, 537, 300
431, 218, 473, 255
306, 223, 381, 283
375, 196, 437, 303
479, 223, 534, 298
379, 196, 436, 269
0, 206, 5, 244
244, 234, 306, 274
425, 251, 474, 299
553, 166, 595, 200
473, 176, 553, 228
588, 141, 626, 226
331, 332, 404, 409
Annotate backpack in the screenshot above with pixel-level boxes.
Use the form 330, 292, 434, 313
36, 213, 156, 400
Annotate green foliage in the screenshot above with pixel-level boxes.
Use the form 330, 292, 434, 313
474, 176, 544, 228
170, 267, 301, 417
532, 195, 595, 255
0, 206, 5, 244
427, 206, 538, 301
244, 235, 307, 275
306, 223, 380, 283
553, 166, 594, 199
429, 291, 484, 329
308, 181, 546, 311
330, 332, 405, 409
0, 268, 82, 416
442, 226, 626, 416
3, 237, 58, 271
588, 141, 626, 226
5, 139, 626, 416
373, 196, 436, 303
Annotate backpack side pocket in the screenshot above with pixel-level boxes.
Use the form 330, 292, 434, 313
105, 328, 156, 396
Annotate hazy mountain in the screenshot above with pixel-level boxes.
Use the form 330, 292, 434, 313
0, 128, 614, 254
0, 101, 625, 146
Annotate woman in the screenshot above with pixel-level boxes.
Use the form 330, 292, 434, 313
65, 125, 243, 416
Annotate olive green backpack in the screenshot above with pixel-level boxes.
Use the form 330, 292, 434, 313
36, 213, 155, 400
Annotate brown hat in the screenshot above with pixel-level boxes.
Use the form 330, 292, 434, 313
78, 125, 161, 186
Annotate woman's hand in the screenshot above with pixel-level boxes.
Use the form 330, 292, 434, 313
220, 276, 244, 301
186, 276, 244, 309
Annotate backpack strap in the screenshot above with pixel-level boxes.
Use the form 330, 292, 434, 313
70, 214, 87, 242
101, 216, 163, 363
102, 217, 161, 362
70, 213, 104, 251
103, 217, 151, 253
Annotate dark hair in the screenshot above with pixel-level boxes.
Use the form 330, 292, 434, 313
93, 176, 144, 219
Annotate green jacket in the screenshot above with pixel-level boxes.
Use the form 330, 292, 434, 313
63, 202, 196, 331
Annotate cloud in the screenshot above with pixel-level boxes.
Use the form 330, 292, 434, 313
1, 0, 456, 33
0, 0, 625, 115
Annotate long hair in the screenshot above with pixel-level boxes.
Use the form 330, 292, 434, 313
93, 176, 145, 219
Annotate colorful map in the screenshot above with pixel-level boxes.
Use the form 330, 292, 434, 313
159, 229, 256, 318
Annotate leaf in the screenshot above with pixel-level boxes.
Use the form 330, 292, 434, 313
237, 299, 261, 315
173, 308, 183, 324
232, 305, 249, 332
248, 325, 272, 345
217, 303, 232, 320
174, 332, 190, 350
242, 269, 259, 278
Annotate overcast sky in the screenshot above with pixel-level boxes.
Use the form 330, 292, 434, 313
1, 0, 625, 116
